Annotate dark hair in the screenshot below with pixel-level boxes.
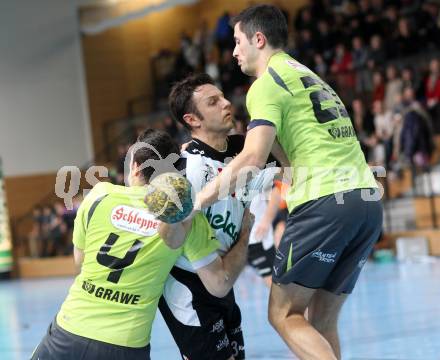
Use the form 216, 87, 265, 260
133, 129, 179, 182
168, 73, 215, 130
230, 4, 288, 49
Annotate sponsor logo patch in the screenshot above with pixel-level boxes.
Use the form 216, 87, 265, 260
111, 205, 160, 237
311, 250, 337, 263
286, 59, 313, 73
210, 319, 225, 333
216, 335, 230, 351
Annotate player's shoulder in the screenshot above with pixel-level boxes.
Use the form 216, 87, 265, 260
86, 181, 114, 200
247, 67, 286, 104
248, 72, 272, 95
266, 52, 318, 87
86, 182, 141, 205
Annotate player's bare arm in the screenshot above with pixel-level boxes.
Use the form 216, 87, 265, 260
196, 209, 253, 298
158, 211, 198, 249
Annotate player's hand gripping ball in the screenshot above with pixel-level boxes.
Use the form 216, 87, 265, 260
144, 172, 194, 224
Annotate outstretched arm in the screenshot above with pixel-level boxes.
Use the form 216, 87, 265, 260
195, 125, 277, 210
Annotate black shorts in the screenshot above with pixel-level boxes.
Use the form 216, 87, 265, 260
159, 267, 245, 360
247, 243, 275, 277
272, 189, 383, 295
30, 318, 150, 360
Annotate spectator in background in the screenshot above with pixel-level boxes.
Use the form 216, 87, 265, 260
315, 20, 335, 64
418, 1, 440, 49
193, 20, 213, 63
351, 36, 371, 93
61, 199, 78, 256
372, 100, 394, 167
204, 50, 221, 88
372, 70, 385, 102
181, 33, 201, 71
400, 87, 434, 168
115, 144, 127, 185
381, 5, 399, 38
331, 43, 354, 90
163, 115, 179, 139
367, 35, 386, 70
351, 98, 377, 163
332, 13, 347, 44
371, 0, 385, 16
313, 53, 328, 78
219, 49, 247, 98
40, 205, 64, 257
53, 202, 69, 255
384, 64, 403, 112
163, 115, 191, 146
401, 66, 417, 91
28, 206, 43, 258
285, 32, 298, 59
363, 12, 381, 41
394, 18, 420, 57
331, 43, 352, 74
173, 34, 196, 80
296, 29, 316, 67
294, 6, 314, 33
425, 58, 440, 133
214, 11, 234, 55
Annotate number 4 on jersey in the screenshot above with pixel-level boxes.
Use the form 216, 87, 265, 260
96, 233, 144, 284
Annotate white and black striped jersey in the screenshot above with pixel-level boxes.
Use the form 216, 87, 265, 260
161, 135, 279, 329
174, 135, 279, 272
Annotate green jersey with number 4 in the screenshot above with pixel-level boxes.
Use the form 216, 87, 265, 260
246, 52, 377, 212
57, 182, 219, 348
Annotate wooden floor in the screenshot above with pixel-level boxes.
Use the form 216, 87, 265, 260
1, 261, 440, 360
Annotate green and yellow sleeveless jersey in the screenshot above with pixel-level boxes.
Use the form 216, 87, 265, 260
57, 182, 219, 348
246, 52, 377, 212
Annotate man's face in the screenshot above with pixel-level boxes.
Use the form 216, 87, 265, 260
192, 84, 233, 134
233, 22, 259, 76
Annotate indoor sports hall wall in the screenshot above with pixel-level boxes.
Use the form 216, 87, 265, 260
81, 0, 308, 156
0, 0, 92, 218
0, 0, 92, 177
80, 2, 200, 155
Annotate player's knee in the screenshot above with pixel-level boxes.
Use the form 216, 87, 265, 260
268, 303, 280, 328
268, 301, 287, 330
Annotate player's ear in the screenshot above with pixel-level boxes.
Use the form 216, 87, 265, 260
183, 113, 201, 129
255, 32, 266, 49
131, 160, 141, 177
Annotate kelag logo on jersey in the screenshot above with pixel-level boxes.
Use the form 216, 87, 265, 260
205, 207, 239, 243
111, 205, 159, 237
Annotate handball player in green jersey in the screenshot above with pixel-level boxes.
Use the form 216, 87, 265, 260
194, 5, 383, 360
31, 129, 252, 360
